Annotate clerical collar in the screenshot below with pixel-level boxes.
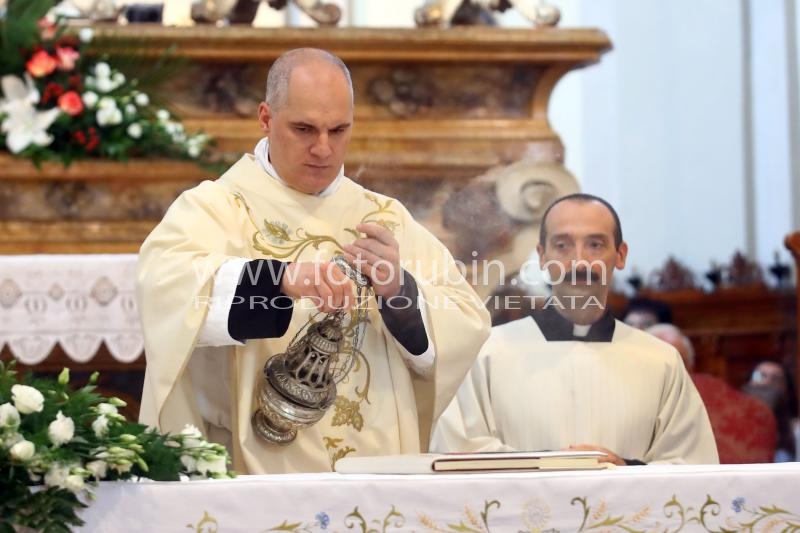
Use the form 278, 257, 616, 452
253, 137, 344, 198
531, 305, 616, 342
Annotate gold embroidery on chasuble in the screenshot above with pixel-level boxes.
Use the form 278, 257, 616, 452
233, 190, 400, 461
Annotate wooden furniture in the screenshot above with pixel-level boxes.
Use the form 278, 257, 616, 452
785, 230, 800, 414
0, 25, 611, 254
609, 288, 797, 390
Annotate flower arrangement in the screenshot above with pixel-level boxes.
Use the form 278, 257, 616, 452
0, 0, 211, 166
0, 361, 234, 532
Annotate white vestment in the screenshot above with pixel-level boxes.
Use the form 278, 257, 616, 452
431, 316, 719, 464
137, 154, 491, 473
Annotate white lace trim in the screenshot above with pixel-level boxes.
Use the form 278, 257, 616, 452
0, 254, 143, 363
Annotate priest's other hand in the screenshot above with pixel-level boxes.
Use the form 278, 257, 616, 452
342, 223, 402, 299
281, 261, 354, 314
567, 444, 626, 466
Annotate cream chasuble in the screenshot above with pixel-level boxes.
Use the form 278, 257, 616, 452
431, 317, 719, 464
137, 155, 490, 473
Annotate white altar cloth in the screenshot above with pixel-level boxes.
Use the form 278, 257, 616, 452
79, 463, 800, 532
0, 254, 142, 364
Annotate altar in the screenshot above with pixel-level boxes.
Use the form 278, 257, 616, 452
80, 463, 800, 532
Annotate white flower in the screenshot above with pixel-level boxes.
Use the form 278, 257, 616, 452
86, 460, 108, 479
112, 72, 126, 87
156, 109, 170, 121
96, 106, 123, 126
180, 454, 197, 472
163, 121, 179, 135
9, 439, 35, 461
65, 474, 85, 494
10, 384, 44, 414
126, 122, 142, 139
180, 424, 205, 449
97, 402, 118, 415
97, 96, 116, 109
44, 464, 70, 489
188, 144, 201, 158
134, 92, 149, 106
82, 91, 99, 108
3, 431, 22, 449
0, 402, 21, 428
48, 410, 75, 446
0, 103, 60, 153
181, 424, 203, 437
0, 76, 60, 154
0, 73, 41, 106
111, 460, 133, 474
95, 76, 116, 93
92, 414, 110, 437
79, 27, 94, 43
94, 62, 111, 79
124, 103, 136, 116
196, 455, 227, 475
107, 397, 127, 408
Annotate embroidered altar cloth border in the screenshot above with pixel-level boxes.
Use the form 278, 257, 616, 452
79, 463, 800, 532
0, 254, 142, 364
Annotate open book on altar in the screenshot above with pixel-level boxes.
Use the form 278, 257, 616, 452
335, 450, 609, 474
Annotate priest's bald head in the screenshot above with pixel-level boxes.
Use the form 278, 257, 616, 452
257, 48, 354, 195
536, 193, 629, 325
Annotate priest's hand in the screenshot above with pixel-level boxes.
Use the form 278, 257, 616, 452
566, 444, 626, 466
280, 261, 354, 314
343, 223, 402, 299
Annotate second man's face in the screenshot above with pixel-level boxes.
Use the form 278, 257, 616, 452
258, 61, 353, 195
537, 200, 628, 303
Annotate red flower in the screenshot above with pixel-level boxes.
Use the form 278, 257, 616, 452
56, 36, 80, 49
85, 127, 100, 153
41, 82, 64, 105
26, 50, 58, 78
68, 75, 84, 92
58, 91, 84, 116
56, 47, 80, 71
37, 18, 57, 40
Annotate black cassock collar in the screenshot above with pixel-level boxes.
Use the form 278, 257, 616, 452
531, 304, 616, 342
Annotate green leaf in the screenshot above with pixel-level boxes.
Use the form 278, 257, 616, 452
0, 0, 53, 77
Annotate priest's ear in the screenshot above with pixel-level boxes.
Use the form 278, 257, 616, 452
615, 241, 629, 270
258, 102, 273, 134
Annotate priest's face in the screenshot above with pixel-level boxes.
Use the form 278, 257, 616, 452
536, 199, 628, 308
258, 61, 353, 195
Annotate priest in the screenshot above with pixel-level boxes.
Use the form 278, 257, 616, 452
431, 193, 718, 464
136, 48, 491, 473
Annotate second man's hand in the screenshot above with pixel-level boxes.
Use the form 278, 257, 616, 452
343, 223, 402, 299
566, 444, 626, 466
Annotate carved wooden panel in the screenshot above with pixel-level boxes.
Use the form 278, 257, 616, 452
784, 231, 800, 414
609, 288, 797, 391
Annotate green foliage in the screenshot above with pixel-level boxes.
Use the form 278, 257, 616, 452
0, 361, 234, 532
0, 3, 212, 166
0, 0, 56, 77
